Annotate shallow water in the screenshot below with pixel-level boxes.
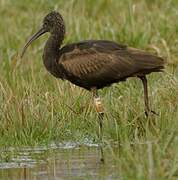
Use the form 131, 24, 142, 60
0, 142, 119, 180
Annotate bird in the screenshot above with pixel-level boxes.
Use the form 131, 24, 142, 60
21, 11, 165, 162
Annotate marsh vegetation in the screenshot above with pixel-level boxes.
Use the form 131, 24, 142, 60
0, 0, 178, 179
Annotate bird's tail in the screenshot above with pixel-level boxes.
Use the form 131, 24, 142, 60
128, 47, 165, 73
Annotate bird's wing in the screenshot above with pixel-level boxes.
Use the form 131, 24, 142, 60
59, 40, 164, 81
59, 40, 136, 81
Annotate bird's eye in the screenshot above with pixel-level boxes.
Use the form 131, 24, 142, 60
44, 22, 48, 26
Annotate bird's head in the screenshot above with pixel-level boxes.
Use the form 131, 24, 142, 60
43, 11, 65, 34
21, 11, 65, 57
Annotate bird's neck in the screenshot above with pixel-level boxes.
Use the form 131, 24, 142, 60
42, 29, 65, 77
44, 31, 64, 58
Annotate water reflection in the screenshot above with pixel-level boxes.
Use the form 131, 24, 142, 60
0, 143, 119, 180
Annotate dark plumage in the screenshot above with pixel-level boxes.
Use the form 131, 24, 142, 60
21, 11, 164, 91
21, 11, 165, 162
57, 40, 164, 90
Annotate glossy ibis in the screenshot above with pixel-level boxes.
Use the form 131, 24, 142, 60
21, 11, 165, 161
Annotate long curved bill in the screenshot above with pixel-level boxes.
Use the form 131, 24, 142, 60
21, 27, 46, 58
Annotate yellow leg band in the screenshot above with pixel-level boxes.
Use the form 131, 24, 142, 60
94, 97, 104, 114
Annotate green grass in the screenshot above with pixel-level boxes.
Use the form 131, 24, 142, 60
0, 0, 178, 179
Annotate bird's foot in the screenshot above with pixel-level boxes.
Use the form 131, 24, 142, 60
145, 110, 159, 117
145, 110, 159, 134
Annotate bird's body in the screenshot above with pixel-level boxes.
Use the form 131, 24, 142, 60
43, 39, 164, 90
21, 11, 165, 162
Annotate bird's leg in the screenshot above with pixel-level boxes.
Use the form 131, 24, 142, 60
139, 76, 158, 117
92, 88, 104, 162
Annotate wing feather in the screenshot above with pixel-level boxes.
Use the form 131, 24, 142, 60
61, 51, 137, 83
58, 40, 165, 86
